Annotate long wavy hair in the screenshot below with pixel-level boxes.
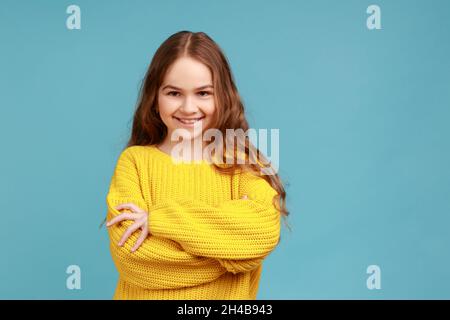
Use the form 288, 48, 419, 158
126, 30, 291, 231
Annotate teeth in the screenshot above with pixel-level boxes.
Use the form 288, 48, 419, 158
176, 117, 203, 124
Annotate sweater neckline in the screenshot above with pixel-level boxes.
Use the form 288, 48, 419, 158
147, 144, 212, 166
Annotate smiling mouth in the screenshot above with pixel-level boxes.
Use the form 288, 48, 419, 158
173, 116, 205, 125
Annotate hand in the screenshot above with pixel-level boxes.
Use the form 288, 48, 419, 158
106, 203, 149, 252
107, 196, 248, 252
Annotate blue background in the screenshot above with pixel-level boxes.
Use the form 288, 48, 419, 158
1, 0, 449, 299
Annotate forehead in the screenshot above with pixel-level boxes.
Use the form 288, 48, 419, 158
162, 57, 213, 89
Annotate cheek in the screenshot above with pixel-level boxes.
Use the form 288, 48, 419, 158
158, 95, 178, 112
157, 97, 177, 127
204, 100, 216, 117
158, 100, 180, 124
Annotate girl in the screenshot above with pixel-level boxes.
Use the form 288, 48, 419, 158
105, 31, 290, 300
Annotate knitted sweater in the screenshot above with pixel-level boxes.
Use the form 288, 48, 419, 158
105, 144, 281, 300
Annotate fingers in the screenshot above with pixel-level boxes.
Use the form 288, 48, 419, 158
241, 194, 248, 200
115, 203, 145, 213
131, 229, 148, 252
106, 213, 137, 227
106, 202, 145, 227
118, 221, 142, 247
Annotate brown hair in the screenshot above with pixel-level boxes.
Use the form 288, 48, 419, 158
126, 30, 291, 231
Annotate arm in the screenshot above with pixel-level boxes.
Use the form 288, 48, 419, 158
106, 147, 227, 290
147, 170, 282, 273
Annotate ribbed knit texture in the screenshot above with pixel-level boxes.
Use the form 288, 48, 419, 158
106, 145, 281, 300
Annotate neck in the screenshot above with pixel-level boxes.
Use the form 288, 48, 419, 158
157, 136, 209, 162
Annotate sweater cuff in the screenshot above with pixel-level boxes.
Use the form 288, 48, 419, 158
107, 196, 149, 214
147, 201, 174, 237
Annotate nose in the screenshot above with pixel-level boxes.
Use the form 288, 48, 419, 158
179, 95, 199, 114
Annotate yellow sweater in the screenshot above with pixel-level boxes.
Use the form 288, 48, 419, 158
105, 144, 281, 300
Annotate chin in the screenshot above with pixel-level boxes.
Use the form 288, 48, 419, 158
168, 129, 201, 141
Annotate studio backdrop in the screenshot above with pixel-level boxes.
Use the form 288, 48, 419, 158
0, 0, 449, 299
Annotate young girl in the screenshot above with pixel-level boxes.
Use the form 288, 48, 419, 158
105, 31, 290, 300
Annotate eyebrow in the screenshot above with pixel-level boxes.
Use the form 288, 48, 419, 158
161, 84, 214, 91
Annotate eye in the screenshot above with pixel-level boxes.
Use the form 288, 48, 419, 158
167, 91, 180, 97
198, 91, 212, 97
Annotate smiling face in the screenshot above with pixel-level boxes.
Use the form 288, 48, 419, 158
157, 56, 216, 146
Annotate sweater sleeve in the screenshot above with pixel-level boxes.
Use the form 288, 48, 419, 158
147, 171, 282, 268
106, 147, 227, 290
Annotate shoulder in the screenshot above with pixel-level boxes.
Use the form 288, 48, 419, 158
118, 145, 149, 159
239, 169, 277, 196
114, 145, 150, 168
116, 144, 167, 170
239, 170, 268, 185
